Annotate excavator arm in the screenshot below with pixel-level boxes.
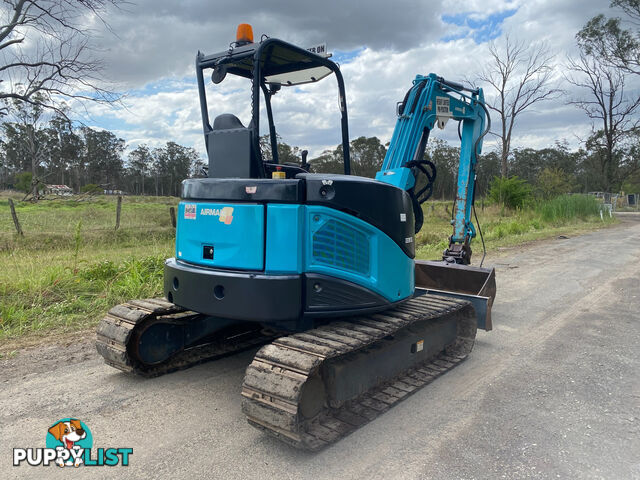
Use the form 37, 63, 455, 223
376, 73, 489, 265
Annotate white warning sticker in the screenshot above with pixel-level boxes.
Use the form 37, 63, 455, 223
436, 96, 452, 116
400, 213, 407, 222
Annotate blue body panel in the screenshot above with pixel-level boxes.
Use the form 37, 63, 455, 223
305, 206, 414, 302
175, 202, 413, 303
265, 204, 304, 274
176, 201, 264, 270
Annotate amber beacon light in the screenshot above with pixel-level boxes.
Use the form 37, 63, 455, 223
236, 23, 254, 44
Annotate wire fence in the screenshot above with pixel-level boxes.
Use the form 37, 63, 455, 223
588, 191, 640, 213
1, 193, 177, 243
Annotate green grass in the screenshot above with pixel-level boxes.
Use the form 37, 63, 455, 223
538, 194, 603, 222
415, 196, 615, 259
0, 192, 615, 344
0, 193, 176, 342
0, 192, 176, 250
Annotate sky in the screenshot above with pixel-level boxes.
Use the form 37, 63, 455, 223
78, 0, 633, 161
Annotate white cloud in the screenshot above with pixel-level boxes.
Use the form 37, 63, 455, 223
79, 0, 632, 163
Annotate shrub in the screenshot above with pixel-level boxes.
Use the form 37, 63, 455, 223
488, 176, 532, 209
15, 172, 33, 193
81, 184, 102, 194
536, 167, 575, 199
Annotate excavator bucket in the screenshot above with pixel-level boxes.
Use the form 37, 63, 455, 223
414, 260, 496, 331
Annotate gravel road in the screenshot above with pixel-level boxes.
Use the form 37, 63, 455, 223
1, 215, 639, 480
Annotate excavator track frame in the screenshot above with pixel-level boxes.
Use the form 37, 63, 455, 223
95, 298, 276, 377
241, 292, 476, 450
95, 291, 484, 450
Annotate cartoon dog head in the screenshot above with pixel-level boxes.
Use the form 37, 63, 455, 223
48, 419, 86, 449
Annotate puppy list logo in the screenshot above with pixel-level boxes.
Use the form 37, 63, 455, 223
13, 418, 132, 468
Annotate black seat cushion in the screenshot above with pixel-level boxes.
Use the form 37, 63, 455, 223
213, 113, 245, 130
207, 114, 264, 178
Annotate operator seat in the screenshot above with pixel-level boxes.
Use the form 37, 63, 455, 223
207, 113, 264, 178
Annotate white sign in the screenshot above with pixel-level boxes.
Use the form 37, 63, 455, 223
307, 43, 329, 57
436, 96, 452, 116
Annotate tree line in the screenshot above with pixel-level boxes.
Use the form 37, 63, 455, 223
0, 99, 203, 196
1, 0, 639, 198
308, 135, 640, 198
2, 109, 637, 200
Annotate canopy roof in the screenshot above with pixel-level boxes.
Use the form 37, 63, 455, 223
197, 38, 333, 86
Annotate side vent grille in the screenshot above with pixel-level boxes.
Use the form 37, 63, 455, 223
312, 219, 370, 275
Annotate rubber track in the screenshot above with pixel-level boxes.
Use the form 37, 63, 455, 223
95, 298, 274, 377
241, 294, 476, 450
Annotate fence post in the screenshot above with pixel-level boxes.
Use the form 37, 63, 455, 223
169, 206, 176, 228
8, 198, 24, 236
115, 196, 122, 230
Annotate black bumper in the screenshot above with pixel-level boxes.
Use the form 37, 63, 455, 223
164, 259, 395, 326
164, 258, 302, 322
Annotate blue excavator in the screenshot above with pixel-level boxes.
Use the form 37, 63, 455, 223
96, 24, 496, 450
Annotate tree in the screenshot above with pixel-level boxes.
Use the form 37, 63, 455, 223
2, 95, 49, 197
475, 151, 501, 197
14, 171, 32, 193
488, 176, 532, 209
44, 112, 83, 186
310, 136, 386, 178
153, 142, 198, 196
0, 141, 7, 188
509, 143, 580, 187
128, 144, 153, 195
346, 136, 387, 178
565, 48, 640, 191
477, 35, 561, 177
81, 127, 124, 187
536, 167, 576, 199
259, 134, 302, 164
577, 1, 640, 75
423, 138, 459, 199
310, 149, 343, 174
0, 0, 122, 117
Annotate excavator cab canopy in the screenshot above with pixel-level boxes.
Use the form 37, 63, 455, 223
196, 33, 351, 177
199, 39, 334, 86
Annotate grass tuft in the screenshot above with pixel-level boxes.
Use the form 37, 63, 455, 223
538, 194, 603, 222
